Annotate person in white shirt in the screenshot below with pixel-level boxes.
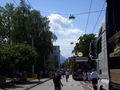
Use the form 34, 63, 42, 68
65, 71, 69, 82
90, 69, 98, 90
87, 70, 91, 81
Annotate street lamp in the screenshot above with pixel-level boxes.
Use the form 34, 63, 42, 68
70, 42, 74, 44
69, 14, 75, 20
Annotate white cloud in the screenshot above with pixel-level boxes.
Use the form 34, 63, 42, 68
48, 14, 84, 36
48, 14, 84, 58
58, 28, 84, 36
53, 38, 77, 58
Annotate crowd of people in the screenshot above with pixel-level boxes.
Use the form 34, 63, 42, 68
73, 68, 98, 90
73, 69, 97, 81
14, 69, 97, 90
52, 69, 98, 90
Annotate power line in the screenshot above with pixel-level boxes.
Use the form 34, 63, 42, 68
25, 0, 105, 17
38, 9, 105, 16
73, 10, 105, 16
12, 0, 18, 6
26, 0, 34, 9
55, 10, 105, 16
85, 0, 93, 34
92, 2, 106, 33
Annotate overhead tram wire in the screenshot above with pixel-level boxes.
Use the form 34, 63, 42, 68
85, 0, 93, 34
12, 0, 18, 6
25, 0, 105, 17
38, 10, 105, 16
23, 0, 105, 33
92, 2, 106, 33
73, 10, 104, 16
26, 0, 34, 10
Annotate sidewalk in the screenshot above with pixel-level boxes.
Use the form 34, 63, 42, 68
1, 78, 51, 90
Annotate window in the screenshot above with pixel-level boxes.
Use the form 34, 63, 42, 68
97, 37, 102, 55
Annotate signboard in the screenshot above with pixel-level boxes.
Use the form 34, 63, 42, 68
77, 52, 83, 56
76, 57, 88, 62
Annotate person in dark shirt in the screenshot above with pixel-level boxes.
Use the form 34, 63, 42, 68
90, 69, 98, 90
37, 71, 41, 81
53, 71, 63, 90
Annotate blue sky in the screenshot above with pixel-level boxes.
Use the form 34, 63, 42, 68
0, 0, 106, 58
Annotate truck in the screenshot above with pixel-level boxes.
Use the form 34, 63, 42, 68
89, 0, 120, 89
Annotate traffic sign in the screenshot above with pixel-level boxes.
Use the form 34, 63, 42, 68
77, 52, 83, 56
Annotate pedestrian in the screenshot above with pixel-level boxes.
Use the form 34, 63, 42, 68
65, 70, 69, 82
87, 70, 91, 81
83, 71, 87, 81
40, 71, 43, 78
53, 71, 63, 90
23, 71, 27, 82
61, 71, 65, 78
37, 71, 41, 81
90, 69, 98, 90
49, 71, 52, 78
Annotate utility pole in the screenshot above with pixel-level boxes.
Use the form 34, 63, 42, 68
31, 37, 34, 76
44, 55, 45, 71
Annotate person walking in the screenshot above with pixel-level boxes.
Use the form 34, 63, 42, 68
90, 69, 98, 90
65, 71, 69, 82
83, 71, 87, 81
23, 71, 27, 82
37, 71, 41, 81
53, 71, 63, 90
62, 71, 65, 78
87, 70, 91, 81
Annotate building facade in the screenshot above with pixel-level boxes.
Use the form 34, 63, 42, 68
48, 46, 60, 71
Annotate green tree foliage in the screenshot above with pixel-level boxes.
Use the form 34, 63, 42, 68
73, 34, 96, 57
0, 43, 38, 76
11, 0, 31, 43
0, 0, 57, 71
12, 43, 38, 72
0, 44, 15, 76
61, 60, 71, 69
0, 3, 15, 43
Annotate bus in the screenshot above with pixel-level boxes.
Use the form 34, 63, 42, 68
71, 56, 89, 81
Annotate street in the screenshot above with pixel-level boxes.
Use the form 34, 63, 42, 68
30, 75, 94, 90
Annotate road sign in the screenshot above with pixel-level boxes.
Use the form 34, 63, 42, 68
77, 52, 83, 56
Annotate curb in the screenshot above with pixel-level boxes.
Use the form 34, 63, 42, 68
25, 78, 51, 90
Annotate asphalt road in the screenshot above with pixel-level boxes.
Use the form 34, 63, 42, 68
30, 75, 94, 90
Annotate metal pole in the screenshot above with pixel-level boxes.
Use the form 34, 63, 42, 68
44, 55, 45, 71
32, 65, 34, 76
32, 37, 34, 76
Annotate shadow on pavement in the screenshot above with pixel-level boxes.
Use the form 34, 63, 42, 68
3, 85, 24, 89
15, 81, 40, 85
2, 81, 40, 90
1, 78, 51, 90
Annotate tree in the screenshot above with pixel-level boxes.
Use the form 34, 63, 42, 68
0, 0, 57, 71
35, 30, 57, 71
0, 43, 38, 77
61, 59, 71, 69
11, 0, 30, 43
0, 44, 15, 76
12, 43, 38, 72
73, 34, 96, 57
0, 3, 15, 43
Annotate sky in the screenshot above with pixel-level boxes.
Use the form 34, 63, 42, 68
0, 0, 106, 58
